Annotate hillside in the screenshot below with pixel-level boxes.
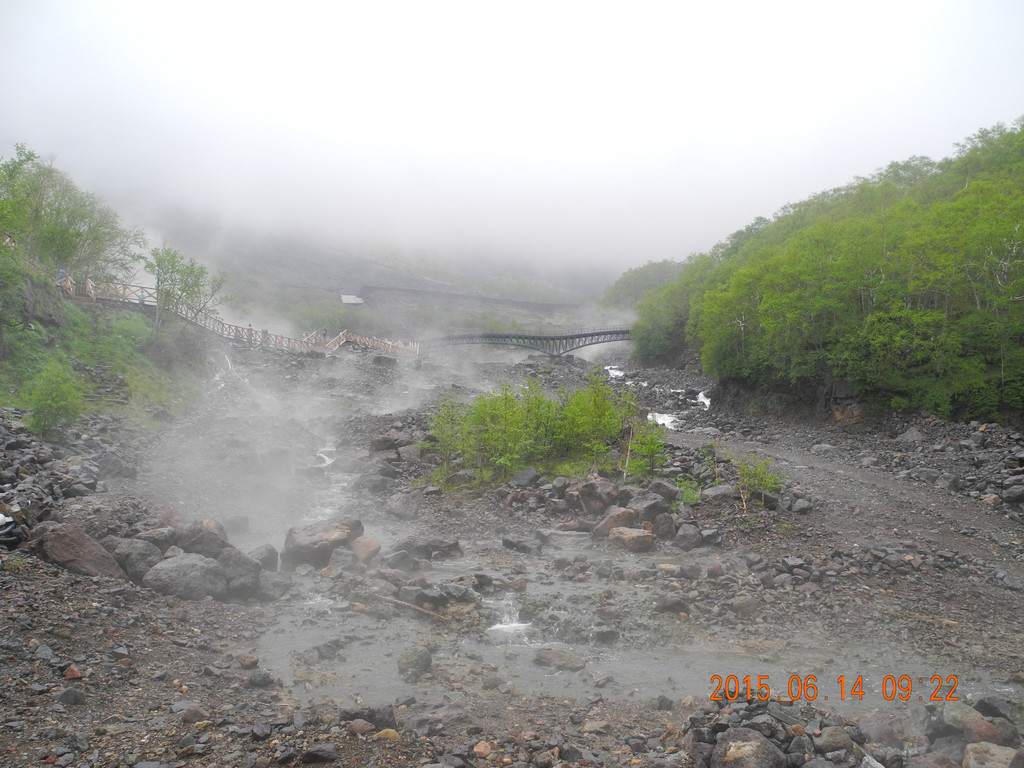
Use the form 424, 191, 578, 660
625, 119, 1024, 424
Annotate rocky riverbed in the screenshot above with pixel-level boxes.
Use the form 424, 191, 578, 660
1, 339, 1023, 768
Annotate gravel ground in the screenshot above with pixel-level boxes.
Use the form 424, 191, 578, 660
1, 341, 1023, 767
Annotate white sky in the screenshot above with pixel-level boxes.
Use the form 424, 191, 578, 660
2, 0, 1023, 274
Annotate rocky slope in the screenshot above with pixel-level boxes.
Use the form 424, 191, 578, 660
1, 341, 1023, 768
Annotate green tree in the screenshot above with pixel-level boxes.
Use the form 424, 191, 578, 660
144, 247, 227, 335
25, 359, 85, 439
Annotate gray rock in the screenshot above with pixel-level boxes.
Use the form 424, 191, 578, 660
627, 492, 670, 522
178, 522, 231, 559
646, 478, 680, 501
135, 526, 177, 552
248, 543, 279, 571
672, 524, 703, 551
113, 538, 164, 583
896, 426, 926, 443
257, 570, 293, 601
814, 725, 856, 753
58, 687, 86, 706
28, 523, 128, 580
702, 484, 736, 500
397, 645, 432, 677
509, 467, 542, 488
281, 519, 361, 569
217, 547, 263, 600
710, 727, 786, 768
142, 552, 228, 601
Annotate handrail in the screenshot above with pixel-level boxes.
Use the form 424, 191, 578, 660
55, 274, 419, 357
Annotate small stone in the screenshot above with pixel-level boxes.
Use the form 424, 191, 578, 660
473, 741, 492, 758
246, 670, 275, 688
533, 648, 586, 671
397, 645, 432, 676
57, 687, 86, 706
239, 653, 260, 669
348, 719, 375, 735
300, 744, 339, 763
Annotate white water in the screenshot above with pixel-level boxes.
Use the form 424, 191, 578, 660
604, 365, 625, 378
484, 592, 533, 644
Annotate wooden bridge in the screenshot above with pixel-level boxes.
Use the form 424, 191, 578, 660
55, 275, 417, 357
55, 274, 632, 359
419, 326, 632, 357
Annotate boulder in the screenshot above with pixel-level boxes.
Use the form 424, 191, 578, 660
646, 479, 680, 501
672, 523, 703, 551
347, 536, 381, 563
593, 507, 637, 538
702, 484, 737, 500
178, 521, 231, 559
962, 742, 1019, 768
509, 467, 542, 488
257, 570, 293, 602
627, 493, 670, 523
609, 526, 654, 552
578, 478, 618, 516
217, 547, 263, 600
113, 538, 164, 583
142, 552, 228, 601
710, 727, 786, 768
134, 526, 177, 553
28, 523, 128, 580
248, 543, 279, 571
281, 519, 361, 569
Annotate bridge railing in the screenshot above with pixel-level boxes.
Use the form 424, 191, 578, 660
55, 273, 418, 356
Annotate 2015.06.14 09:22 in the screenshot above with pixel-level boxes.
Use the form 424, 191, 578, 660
709, 674, 960, 703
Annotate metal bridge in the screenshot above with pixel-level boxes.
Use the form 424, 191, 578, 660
420, 326, 632, 357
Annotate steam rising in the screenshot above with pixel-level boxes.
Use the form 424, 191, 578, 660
2, 1, 1022, 275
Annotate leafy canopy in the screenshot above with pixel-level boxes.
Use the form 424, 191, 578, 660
631, 118, 1024, 422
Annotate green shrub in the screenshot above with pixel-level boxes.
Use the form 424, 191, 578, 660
425, 372, 639, 486
736, 456, 784, 511
625, 420, 667, 479
25, 359, 85, 438
675, 476, 703, 504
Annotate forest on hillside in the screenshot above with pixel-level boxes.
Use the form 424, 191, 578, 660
616, 119, 1024, 423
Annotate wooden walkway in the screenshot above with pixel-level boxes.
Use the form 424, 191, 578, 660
55, 275, 418, 357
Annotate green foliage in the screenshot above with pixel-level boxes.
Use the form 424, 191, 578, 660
144, 247, 226, 336
425, 373, 640, 485
24, 358, 85, 438
1, 144, 144, 281
736, 456, 784, 511
630, 119, 1024, 422
559, 372, 628, 464
625, 420, 667, 479
701, 442, 730, 484
674, 476, 702, 504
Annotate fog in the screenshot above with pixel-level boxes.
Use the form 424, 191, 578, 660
3, 0, 1023, 278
